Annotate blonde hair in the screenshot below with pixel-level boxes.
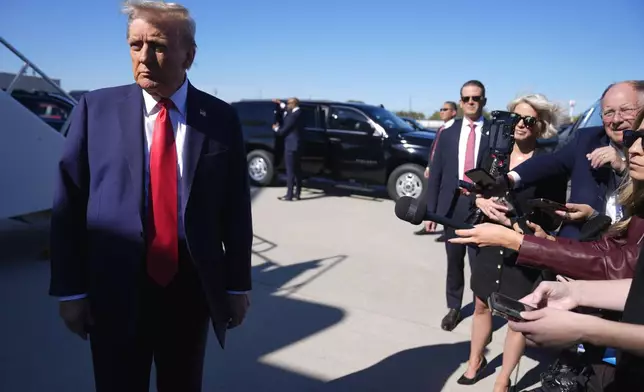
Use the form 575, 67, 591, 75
507, 94, 564, 139
610, 109, 644, 235
122, 1, 196, 49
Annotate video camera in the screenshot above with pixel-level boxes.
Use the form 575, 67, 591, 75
462, 110, 521, 225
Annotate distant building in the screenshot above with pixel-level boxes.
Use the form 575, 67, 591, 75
0, 72, 61, 93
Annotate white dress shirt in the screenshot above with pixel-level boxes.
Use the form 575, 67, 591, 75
458, 116, 485, 180
442, 118, 455, 130
60, 79, 246, 300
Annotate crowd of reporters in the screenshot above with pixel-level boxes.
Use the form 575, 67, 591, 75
422, 79, 644, 391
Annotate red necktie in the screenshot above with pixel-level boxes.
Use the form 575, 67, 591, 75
429, 125, 445, 162
147, 98, 178, 286
463, 122, 476, 182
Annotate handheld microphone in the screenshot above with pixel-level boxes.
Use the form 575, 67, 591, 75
394, 196, 474, 230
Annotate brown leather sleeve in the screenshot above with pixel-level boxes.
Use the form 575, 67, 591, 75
516, 234, 639, 280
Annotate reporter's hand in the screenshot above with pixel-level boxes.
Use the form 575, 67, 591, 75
59, 298, 94, 340
555, 203, 594, 222
519, 277, 580, 311
227, 293, 250, 329
475, 197, 509, 219
450, 222, 522, 249
526, 221, 556, 241
508, 307, 587, 348
424, 167, 429, 178
587, 145, 626, 172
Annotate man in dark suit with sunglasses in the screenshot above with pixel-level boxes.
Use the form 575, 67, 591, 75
426, 80, 491, 331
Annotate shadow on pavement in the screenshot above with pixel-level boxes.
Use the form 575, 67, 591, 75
0, 188, 352, 392
322, 341, 472, 391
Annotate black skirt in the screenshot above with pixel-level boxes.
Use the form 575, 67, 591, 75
470, 245, 544, 301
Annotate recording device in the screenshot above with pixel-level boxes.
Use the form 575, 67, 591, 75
465, 111, 522, 225
394, 196, 474, 230
465, 168, 497, 188
527, 198, 570, 213
488, 292, 536, 322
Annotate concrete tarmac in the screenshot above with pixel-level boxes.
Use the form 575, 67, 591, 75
0, 185, 549, 391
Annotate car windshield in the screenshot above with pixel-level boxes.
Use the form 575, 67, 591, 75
363, 107, 414, 131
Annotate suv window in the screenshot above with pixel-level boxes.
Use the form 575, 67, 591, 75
580, 100, 603, 129
328, 107, 370, 131
298, 105, 318, 128
233, 101, 279, 127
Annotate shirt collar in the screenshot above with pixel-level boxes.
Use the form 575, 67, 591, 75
443, 118, 455, 128
464, 115, 485, 126
141, 78, 189, 117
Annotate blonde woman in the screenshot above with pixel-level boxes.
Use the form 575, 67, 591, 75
454, 94, 567, 391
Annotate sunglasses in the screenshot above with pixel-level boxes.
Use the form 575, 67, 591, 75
623, 130, 644, 148
439, 108, 452, 112
461, 96, 483, 103
514, 114, 538, 127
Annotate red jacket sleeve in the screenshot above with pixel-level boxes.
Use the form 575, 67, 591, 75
515, 217, 644, 280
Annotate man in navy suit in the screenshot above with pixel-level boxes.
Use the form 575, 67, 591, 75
274, 97, 303, 201
426, 80, 490, 331
505, 80, 644, 239
49, 2, 252, 391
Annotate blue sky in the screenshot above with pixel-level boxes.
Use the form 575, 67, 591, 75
1, 0, 642, 115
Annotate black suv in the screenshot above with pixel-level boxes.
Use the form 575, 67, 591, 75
232, 99, 436, 200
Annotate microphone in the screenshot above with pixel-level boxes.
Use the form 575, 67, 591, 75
395, 196, 474, 230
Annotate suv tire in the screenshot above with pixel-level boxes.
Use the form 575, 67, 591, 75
247, 149, 275, 186
387, 163, 425, 201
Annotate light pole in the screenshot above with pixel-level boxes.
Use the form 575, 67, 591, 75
569, 100, 576, 122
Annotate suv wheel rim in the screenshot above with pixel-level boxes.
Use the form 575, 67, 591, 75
395, 172, 422, 198
248, 156, 268, 181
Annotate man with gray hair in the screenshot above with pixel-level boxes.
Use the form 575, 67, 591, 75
501, 80, 644, 239
49, 1, 253, 390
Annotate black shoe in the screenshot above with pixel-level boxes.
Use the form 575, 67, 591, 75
441, 309, 461, 331
278, 195, 293, 201
456, 356, 488, 385
294, 194, 301, 200
414, 227, 431, 235
435, 234, 446, 242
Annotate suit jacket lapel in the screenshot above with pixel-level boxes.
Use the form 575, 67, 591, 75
182, 83, 206, 214
118, 84, 145, 224
477, 119, 491, 166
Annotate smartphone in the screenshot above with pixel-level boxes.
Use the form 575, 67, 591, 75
465, 168, 497, 187
488, 292, 536, 322
527, 198, 570, 212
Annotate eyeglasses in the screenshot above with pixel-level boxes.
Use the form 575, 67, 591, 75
514, 114, 538, 127
602, 106, 639, 120
623, 130, 644, 148
461, 96, 483, 103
